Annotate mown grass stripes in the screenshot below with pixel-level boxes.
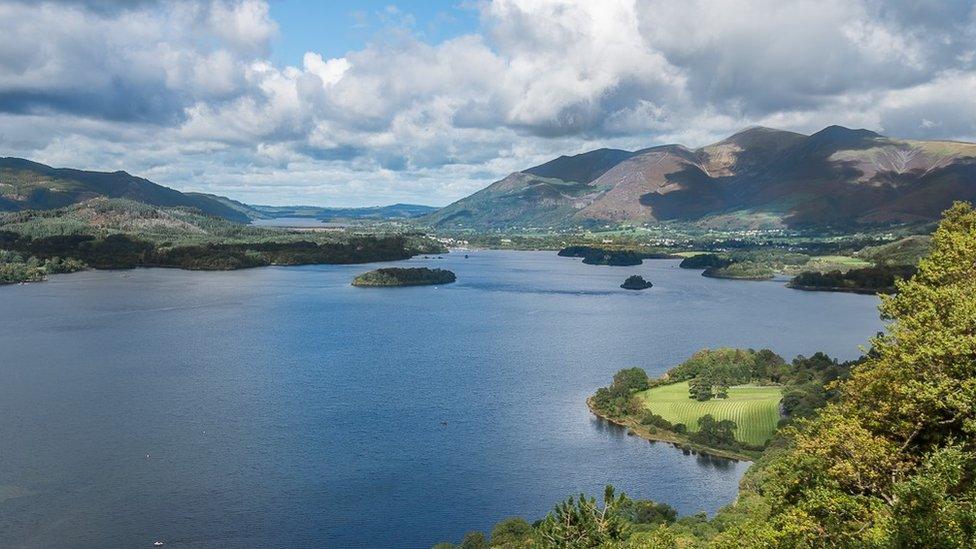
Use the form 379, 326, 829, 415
636, 381, 782, 446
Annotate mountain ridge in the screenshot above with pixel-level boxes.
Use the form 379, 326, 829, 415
0, 157, 436, 224
0, 157, 252, 223
425, 126, 976, 230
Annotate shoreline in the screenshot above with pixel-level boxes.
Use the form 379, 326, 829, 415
586, 397, 757, 462
785, 283, 887, 295
700, 271, 775, 281
0, 250, 439, 288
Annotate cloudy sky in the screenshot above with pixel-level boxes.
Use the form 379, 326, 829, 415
1, 0, 975, 206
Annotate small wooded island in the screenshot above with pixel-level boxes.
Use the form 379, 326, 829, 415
352, 267, 456, 287
557, 245, 673, 266
620, 275, 653, 290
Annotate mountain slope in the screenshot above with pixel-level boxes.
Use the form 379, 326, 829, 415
425, 126, 976, 230
0, 158, 438, 225
0, 158, 250, 222
524, 148, 636, 183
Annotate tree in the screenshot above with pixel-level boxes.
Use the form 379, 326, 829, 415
537, 485, 630, 547
458, 531, 488, 549
612, 367, 650, 395
625, 395, 645, 416
718, 202, 976, 546
688, 376, 714, 401
617, 499, 678, 526
490, 517, 536, 547
692, 415, 737, 447
623, 525, 680, 548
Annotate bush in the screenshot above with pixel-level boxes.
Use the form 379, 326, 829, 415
640, 411, 673, 430
490, 517, 535, 547
612, 367, 650, 394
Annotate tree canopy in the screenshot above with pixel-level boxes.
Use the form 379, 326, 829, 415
712, 202, 976, 546
439, 202, 976, 548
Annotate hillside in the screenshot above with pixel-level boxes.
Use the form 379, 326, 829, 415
0, 157, 438, 225
0, 157, 250, 222
424, 126, 976, 230
0, 198, 444, 276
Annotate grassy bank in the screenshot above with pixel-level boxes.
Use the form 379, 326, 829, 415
586, 397, 758, 461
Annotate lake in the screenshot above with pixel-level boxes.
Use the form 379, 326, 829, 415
0, 251, 881, 548
251, 217, 347, 228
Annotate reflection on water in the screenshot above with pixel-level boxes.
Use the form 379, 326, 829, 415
0, 251, 881, 548
593, 417, 741, 472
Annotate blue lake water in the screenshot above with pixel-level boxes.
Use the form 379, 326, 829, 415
0, 251, 882, 548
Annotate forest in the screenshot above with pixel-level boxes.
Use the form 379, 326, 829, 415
0, 199, 444, 283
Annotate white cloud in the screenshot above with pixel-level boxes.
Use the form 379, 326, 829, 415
1, 0, 975, 206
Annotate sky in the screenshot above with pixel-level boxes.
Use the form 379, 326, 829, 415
1, 1, 975, 207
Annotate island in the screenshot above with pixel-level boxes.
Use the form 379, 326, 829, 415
620, 275, 653, 290
557, 245, 674, 266
351, 267, 456, 287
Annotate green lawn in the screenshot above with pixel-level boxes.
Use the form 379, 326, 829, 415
807, 255, 873, 270
635, 382, 782, 446
780, 255, 873, 276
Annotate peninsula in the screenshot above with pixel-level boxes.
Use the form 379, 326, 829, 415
588, 348, 853, 461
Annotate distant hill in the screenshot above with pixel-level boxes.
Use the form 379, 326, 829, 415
247, 203, 437, 221
424, 126, 976, 230
0, 157, 251, 223
0, 157, 437, 224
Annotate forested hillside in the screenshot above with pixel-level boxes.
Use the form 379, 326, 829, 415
435, 202, 976, 547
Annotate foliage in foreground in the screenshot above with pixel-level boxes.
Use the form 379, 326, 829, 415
439, 202, 976, 548
435, 487, 679, 549
693, 202, 976, 547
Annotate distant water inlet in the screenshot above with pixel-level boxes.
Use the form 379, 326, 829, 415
0, 251, 882, 548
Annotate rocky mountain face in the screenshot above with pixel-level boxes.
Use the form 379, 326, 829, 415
425, 126, 976, 230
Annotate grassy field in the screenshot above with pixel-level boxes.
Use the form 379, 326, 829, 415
806, 255, 872, 270
635, 382, 782, 446
778, 254, 872, 276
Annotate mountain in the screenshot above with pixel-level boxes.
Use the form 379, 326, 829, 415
0, 157, 437, 224
185, 192, 265, 220
424, 126, 976, 230
0, 157, 251, 223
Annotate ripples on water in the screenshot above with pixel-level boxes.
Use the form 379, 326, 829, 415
0, 251, 881, 548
